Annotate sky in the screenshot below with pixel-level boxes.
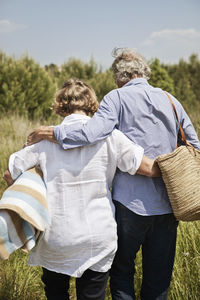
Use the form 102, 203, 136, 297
0, 0, 200, 69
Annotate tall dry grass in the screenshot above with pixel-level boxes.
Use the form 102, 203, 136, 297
0, 114, 199, 300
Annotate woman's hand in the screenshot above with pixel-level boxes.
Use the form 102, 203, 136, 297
3, 169, 14, 186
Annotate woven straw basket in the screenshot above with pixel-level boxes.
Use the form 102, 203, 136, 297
156, 145, 200, 221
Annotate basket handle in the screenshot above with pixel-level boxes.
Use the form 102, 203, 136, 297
164, 92, 191, 147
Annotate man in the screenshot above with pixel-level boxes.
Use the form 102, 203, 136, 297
27, 48, 200, 300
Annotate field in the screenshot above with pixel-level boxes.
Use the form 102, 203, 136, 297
0, 114, 199, 300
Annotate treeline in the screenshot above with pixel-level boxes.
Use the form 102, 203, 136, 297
0, 50, 200, 120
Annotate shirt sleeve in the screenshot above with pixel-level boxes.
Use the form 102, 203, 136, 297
9, 143, 40, 180
174, 98, 200, 149
54, 90, 121, 149
113, 130, 144, 175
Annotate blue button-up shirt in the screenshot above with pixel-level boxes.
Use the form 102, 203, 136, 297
54, 78, 200, 216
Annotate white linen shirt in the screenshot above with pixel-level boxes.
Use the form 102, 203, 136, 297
9, 114, 144, 277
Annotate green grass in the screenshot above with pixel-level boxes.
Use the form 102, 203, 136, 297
0, 114, 199, 300
169, 221, 200, 300
0, 251, 45, 300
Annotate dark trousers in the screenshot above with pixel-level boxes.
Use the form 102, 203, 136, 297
41, 267, 109, 300
110, 201, 178, 300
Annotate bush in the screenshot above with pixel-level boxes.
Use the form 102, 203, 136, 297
0, 52, 56, 119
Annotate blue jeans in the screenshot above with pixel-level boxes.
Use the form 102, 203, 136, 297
110, 201, 178, 300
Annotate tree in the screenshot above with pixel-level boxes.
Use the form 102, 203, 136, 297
1, 50, 199, 122
162, 54, 200, 114
149, 58, 174, 94
57, 58, 116, 102
188, 54, 200, 104
44, 63, 60, 84
58, 58, 98, 87
88, 68, 116, 101
0, 52, 56, 119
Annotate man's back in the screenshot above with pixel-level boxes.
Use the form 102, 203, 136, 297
116, 78, 178, 157
112, 78, 177, 215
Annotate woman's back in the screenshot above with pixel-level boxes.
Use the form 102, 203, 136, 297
9, 114, 143, 277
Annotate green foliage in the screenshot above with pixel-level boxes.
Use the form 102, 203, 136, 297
188, 54, 200, 101
1, 50, 200, 116
169, 221, 200, 300
88, 68, 117, 101
57, 58, 98, 87
0, 52, 56, 119
0, 251, 45, 300
44, 63, 60, 84
45, 58, 116, 102
162, 54, 200, 114
149, 58, 174, 94
0, 114, 60, 196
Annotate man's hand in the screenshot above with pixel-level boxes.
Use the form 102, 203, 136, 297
3, 169, 14, 186
27, 126, 57, 146
137, 155, 161, 177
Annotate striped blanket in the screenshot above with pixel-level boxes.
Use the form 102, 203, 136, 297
0, 167, 50, 260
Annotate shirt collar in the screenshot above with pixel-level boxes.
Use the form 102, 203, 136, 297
123, 78, 149, 87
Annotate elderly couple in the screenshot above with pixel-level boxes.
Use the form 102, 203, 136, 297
4, 48, 200, 300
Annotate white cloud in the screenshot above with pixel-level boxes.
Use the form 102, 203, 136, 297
142, 28, 200, 46
140, 28, 200, 63
0, 19, 27, 33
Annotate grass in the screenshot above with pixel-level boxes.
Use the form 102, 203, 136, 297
0, 251, 45, 300
0, 114, 199, 299
169, 221, 200, 300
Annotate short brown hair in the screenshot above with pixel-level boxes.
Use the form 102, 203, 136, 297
53, 79, 99, 117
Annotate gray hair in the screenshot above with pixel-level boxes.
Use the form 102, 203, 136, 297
112, 48, 151, 83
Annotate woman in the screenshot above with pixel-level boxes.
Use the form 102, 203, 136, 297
4, 79, 160, 300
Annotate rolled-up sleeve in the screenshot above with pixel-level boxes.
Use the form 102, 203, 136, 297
114, 130, 144, 175
9, 144, 40, 180
54, 90, 121, 149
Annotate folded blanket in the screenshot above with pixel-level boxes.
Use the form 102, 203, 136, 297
0, 167, 50, 260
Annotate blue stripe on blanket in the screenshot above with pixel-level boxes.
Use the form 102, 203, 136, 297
0, 215, 17, 255
15, 171, 47, 187
22, 219, 35, 240
0, 167, 50, 260
2, 190, 50, 224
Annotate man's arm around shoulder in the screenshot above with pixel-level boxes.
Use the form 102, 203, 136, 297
27, 126, 57, 145
27, 90, 120, 148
